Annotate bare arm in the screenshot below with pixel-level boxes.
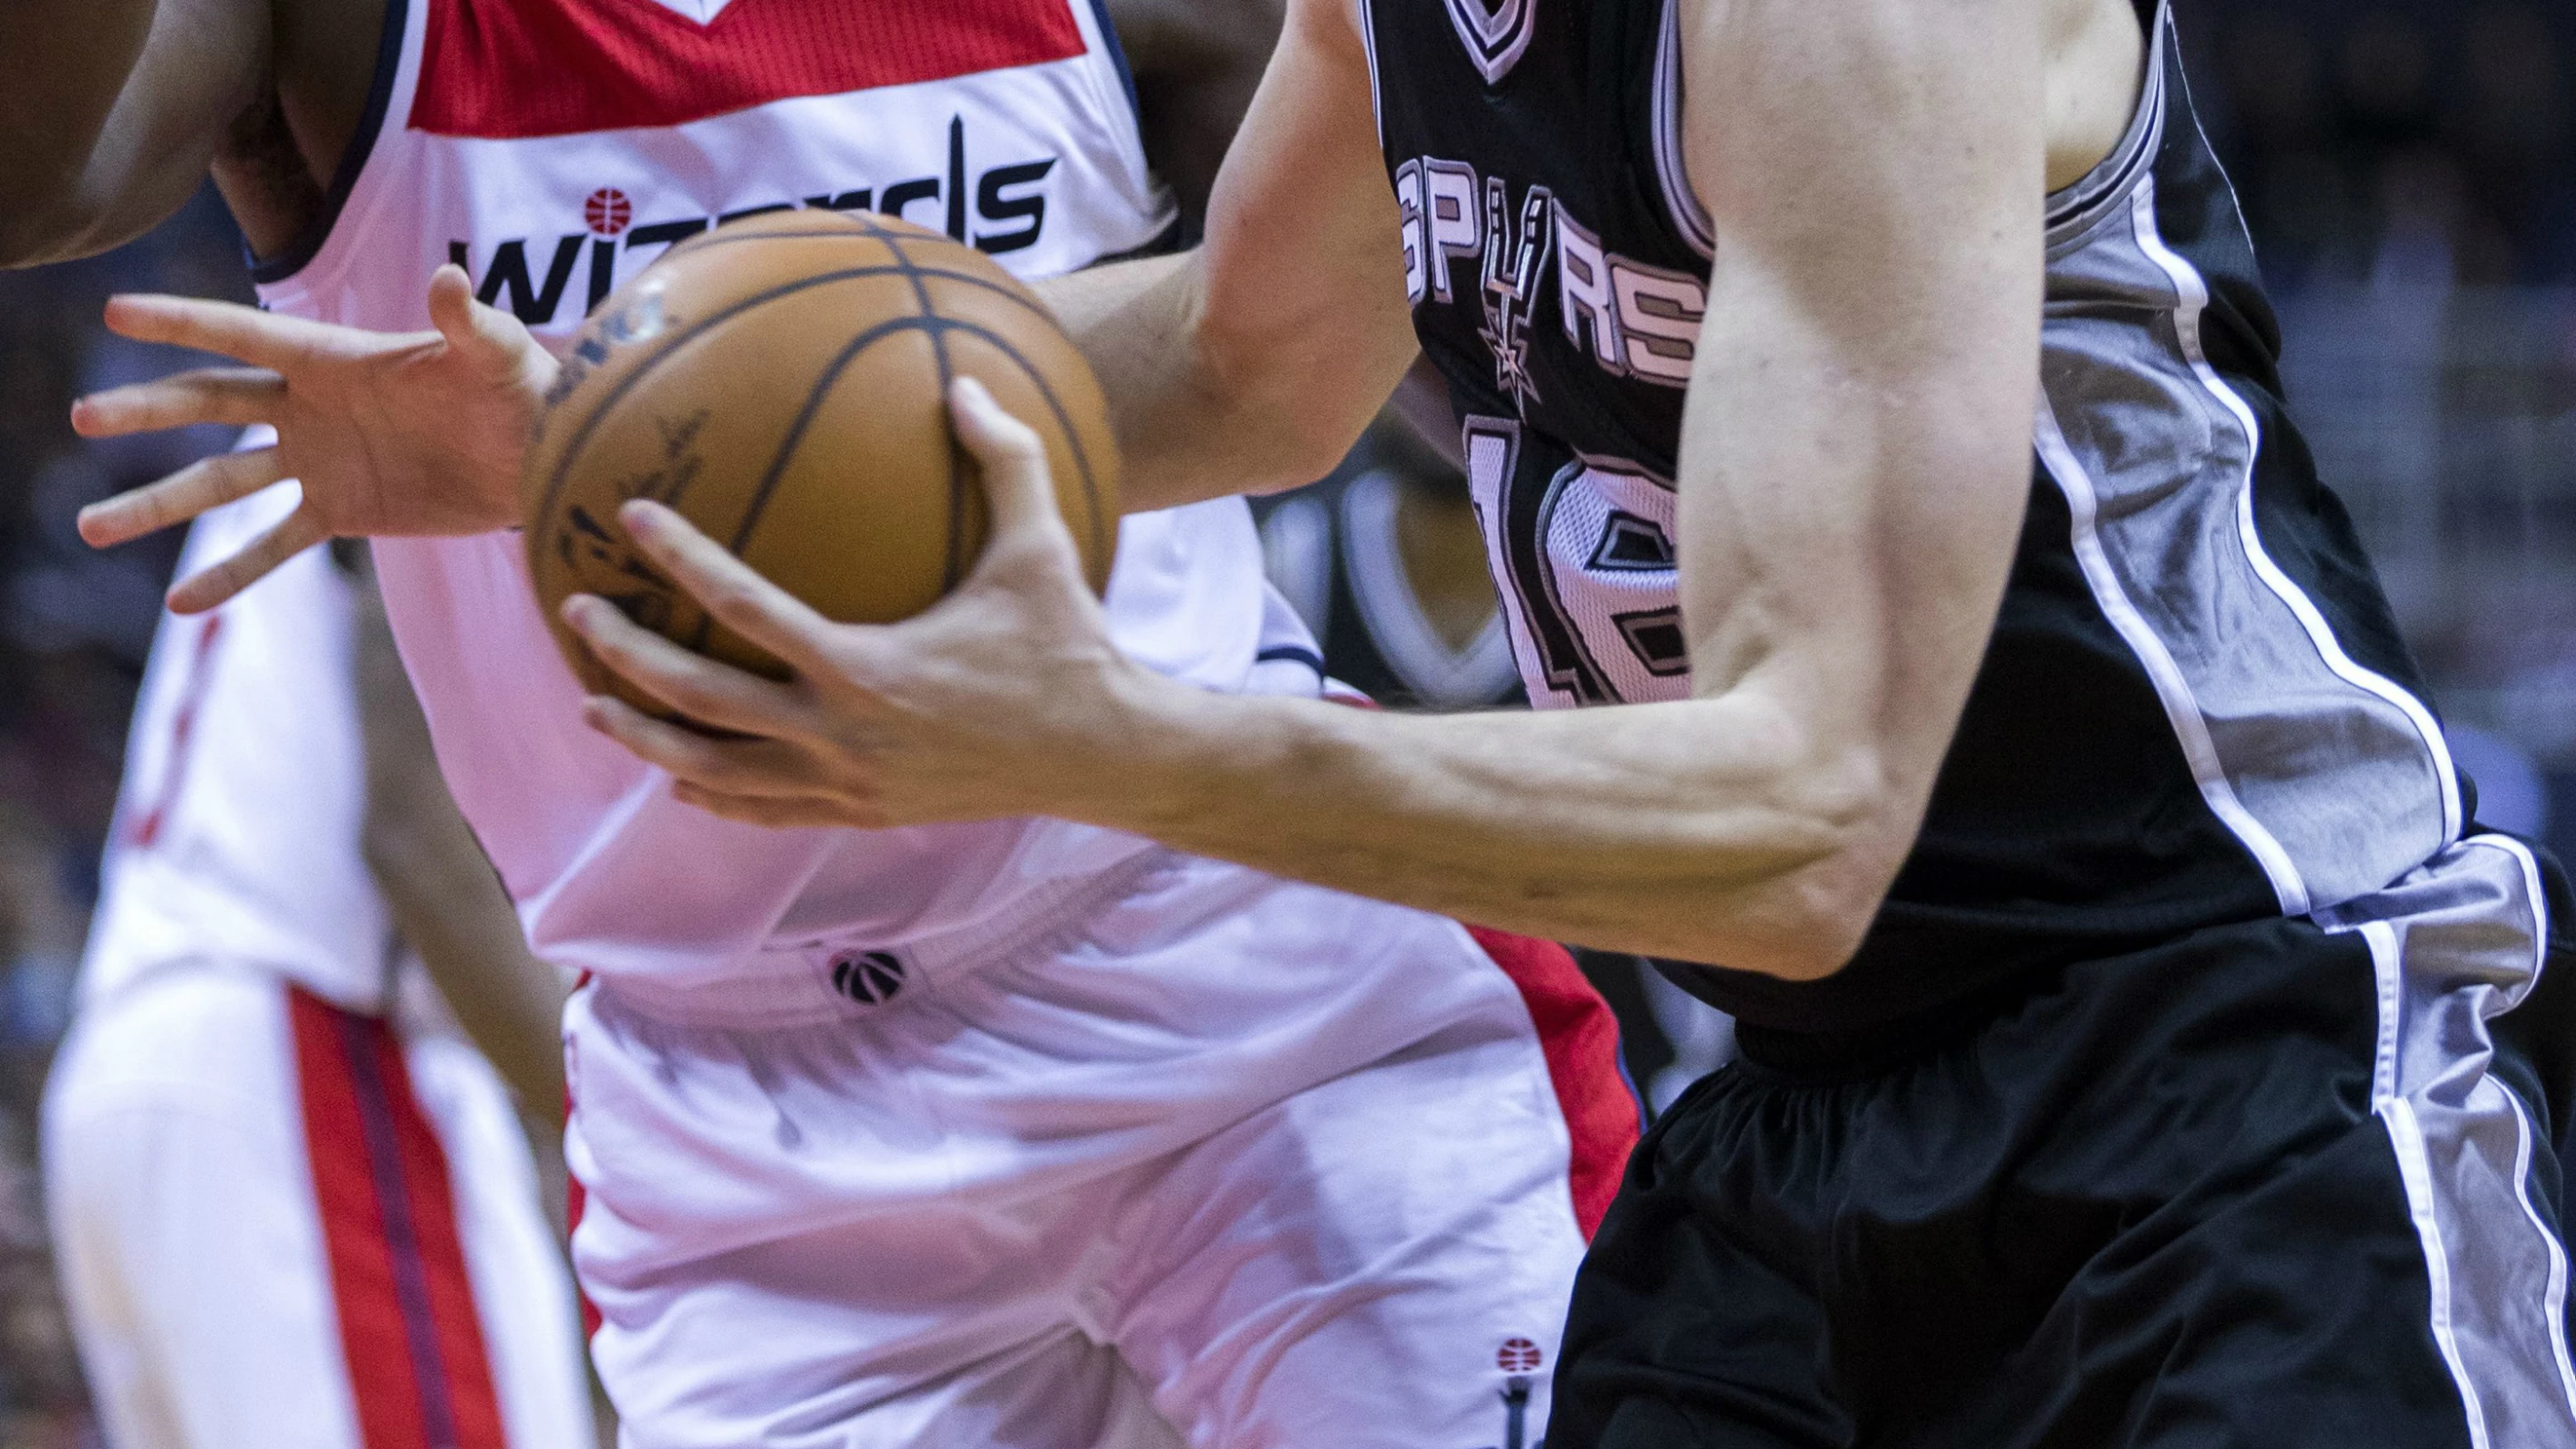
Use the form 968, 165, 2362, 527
1091, 0, 2043, 974
564, 0, 2048, 981
1041, 0, 1418, 511
348, 550, 566, 1108
0, 0, 265, 266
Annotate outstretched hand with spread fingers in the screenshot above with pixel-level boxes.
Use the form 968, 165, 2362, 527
72, 265, 555, 613
564, 376, 1168, 832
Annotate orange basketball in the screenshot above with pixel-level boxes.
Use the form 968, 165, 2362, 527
522, 210, 1119, 703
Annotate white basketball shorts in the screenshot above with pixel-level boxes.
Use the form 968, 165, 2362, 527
42, 962, 595, 1449
565, 851, 1640, 1449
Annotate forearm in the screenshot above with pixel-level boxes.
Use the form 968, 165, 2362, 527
353, 564, 565, 1107
0, 0, 260, 265
366, 807, 568, 1109
1065, 679, 1884, 977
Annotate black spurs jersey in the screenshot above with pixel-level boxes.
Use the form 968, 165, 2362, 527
1363, 0, 2475, 1033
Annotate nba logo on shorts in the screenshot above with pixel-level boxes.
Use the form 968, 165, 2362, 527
1481, 1337, 1542, 1449
830, 950, 907, 1005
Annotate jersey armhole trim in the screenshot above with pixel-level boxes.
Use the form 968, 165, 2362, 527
1072, 0, 1182, 252
1357, 0, 1387, 148
2043, 0, 2167, 243
1081, 0, 1144, 135
248, 0, 410, 285
1651, 0, 1715, 261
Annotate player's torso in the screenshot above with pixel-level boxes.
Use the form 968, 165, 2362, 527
1366, 0, 1715, 705
251, 0, 1267, 986
256, 0, 1172, 331
83, 485, 395, 1011
1363, 0, 2467, 1030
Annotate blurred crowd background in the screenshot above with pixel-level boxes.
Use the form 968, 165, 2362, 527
0, 2, 2570, 1441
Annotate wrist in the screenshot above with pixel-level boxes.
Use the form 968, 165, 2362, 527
491, 351, 561, 531
1050, 664, 1272, 836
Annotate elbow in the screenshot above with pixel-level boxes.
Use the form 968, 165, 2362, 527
1701, 770, 1917, 984
0, 196, 110, 270
1188, 314, 1381, 494
359, 828, 419, 904
1726, 875, 1882, 983
0, 212, 60, 270
360, 811, 450, 906
0, 161, 86, 268
1253, 409, 1371, 497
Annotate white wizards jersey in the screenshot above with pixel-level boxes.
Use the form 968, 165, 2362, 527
83, 479, 397, 1010
250, 0, 1278, 988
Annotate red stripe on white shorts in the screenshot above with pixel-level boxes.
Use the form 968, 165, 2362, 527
564, 972, 602, 1340
1466, 927, 1642, 1239
291, 988, 511, 1449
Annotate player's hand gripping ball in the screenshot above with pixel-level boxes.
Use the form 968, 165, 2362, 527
522, 210, 1120, 707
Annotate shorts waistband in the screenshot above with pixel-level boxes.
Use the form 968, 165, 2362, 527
587, 849, 1179, 1030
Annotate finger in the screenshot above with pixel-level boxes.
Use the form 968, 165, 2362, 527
946, 376, 1067, 543
78, 447, 288, 549
579, 695, 832, 798
428, 264, 538, 375
615, 501, 855, 683
101, 294, 332, 370
164, 505, 330, 614
669, 781, 872, 831
562, 593, 820, 734
71, 367, 286, 438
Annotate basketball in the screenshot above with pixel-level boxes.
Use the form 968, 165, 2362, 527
521, 210, 1121, 700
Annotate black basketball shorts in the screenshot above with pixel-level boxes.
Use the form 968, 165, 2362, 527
1552, 834, 2576, 1448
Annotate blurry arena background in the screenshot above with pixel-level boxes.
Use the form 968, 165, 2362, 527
0, 1, 2567, 1440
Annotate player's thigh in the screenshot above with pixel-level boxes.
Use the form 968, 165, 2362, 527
801, 1332, 1186, 1449
1104, 1027, 1590, 1449
574, 1192, 1183, 1448
564, 990, 1120, 1446
41, 969, 364, 1449
403, 1032, 596, 1449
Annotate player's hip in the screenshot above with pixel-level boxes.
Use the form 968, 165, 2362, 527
1555, 833, 2576, 1446
564, 850, 1631, 1268
573, 968, 1598, 1449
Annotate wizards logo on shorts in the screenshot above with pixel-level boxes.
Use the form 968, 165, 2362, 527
830, 951, 908, 1006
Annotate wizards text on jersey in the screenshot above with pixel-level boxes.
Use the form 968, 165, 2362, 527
448, 116, 1058, 328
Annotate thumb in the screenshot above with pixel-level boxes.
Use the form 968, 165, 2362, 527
427, 264, 537, 371
947, 376, 1076, 551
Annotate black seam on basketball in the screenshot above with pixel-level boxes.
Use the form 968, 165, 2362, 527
540, 265, 936, 540
538, 261, 999, 554
540, 233, 1105, 634
939, 326, 1110, 571
722, 313, 935, 557
714, 316, 1107, 604
879, 234, 970, 590
540, 261, 1050, 537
